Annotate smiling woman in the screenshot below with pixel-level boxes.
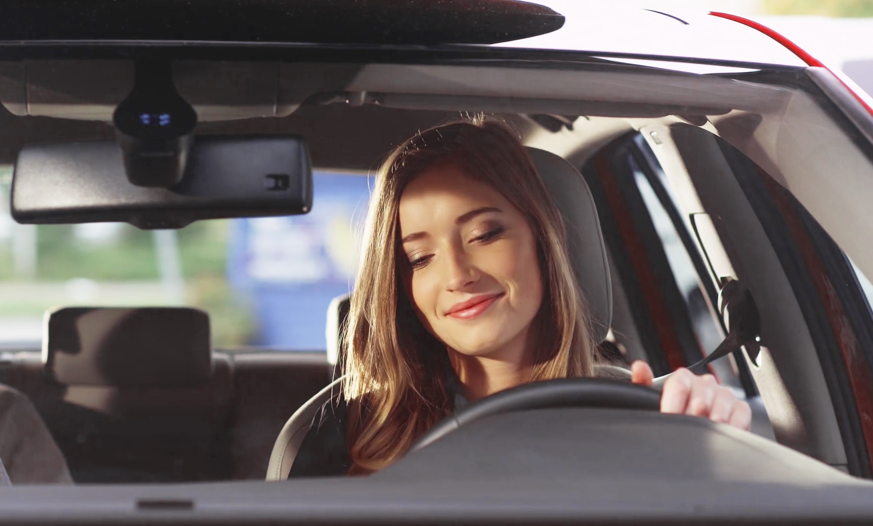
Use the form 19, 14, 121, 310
397, 133, 571, 401
287, 118, 751, 478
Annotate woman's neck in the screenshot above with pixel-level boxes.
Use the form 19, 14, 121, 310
450, 354, 526, 401
446, 316, 541, 402
447, 336, 532, 401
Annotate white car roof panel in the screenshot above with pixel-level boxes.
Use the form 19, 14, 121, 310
496, 5, 808, 69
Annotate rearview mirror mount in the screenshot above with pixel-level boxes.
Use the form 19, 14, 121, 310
112, 59, 198, 188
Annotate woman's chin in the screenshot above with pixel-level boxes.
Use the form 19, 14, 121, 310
446, 336, 515, 360
438, 318, 531, 360
450, 345, 500, 359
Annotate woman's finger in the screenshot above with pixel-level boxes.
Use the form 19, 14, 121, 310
728, 399, 753, 431
660, 368, 693, 414
630, 360, 654, 386
686, 374, 718, 417
708, 387, 737, 424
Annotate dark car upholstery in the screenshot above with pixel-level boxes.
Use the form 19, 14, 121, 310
0, 308, 330, 483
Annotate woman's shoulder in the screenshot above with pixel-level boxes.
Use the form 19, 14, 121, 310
286, 394, 352, 478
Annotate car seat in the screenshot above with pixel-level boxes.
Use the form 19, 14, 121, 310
41, 307, 234, 482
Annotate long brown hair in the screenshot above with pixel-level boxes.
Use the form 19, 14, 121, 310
341, 117, 595, 474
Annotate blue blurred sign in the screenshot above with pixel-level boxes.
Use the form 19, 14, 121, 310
227, 172, 372, 349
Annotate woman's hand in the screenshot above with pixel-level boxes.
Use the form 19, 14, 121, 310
630, 360, 752, 431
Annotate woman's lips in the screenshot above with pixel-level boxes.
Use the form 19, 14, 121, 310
446, 293, 503, 320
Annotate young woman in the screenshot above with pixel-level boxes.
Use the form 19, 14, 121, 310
290, 118, 751, 477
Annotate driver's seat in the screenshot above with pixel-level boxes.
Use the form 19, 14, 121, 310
266, 147, 613, 480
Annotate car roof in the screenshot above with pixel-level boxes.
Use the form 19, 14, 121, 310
497, 4, 807, 69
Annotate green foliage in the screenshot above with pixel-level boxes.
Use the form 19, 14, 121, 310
186, 273, 255, 347
0, 216, 254, 346
177, 221, 231, 278
762, 0, 873, 17
10, 221, 232, 281
35, 225, 160, 280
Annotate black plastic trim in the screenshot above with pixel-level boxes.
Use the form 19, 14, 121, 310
0, 40, 807, 74
644, 9, 690, 25
0, 0, 564, 45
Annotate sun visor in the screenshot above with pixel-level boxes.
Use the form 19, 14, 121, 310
0, 61, 791, 122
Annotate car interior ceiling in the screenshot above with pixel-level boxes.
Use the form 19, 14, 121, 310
0, 56, 872, 483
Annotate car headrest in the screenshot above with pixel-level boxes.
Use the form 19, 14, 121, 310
326, 147, 612, 369
527, 147, 612, 342
44, 307, 212, 387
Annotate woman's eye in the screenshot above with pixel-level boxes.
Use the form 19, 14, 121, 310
408, 255, 432, 270
472, 227, 504, 243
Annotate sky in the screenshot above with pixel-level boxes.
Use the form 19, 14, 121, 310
530, 0, 873, 95
534, 0, 873, 64
569, 0, 761, 14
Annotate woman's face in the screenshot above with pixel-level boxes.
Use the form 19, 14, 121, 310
398, 162, 543, 363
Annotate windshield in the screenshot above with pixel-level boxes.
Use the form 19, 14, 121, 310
0, 36, 872, 526
0, 169, 371, 351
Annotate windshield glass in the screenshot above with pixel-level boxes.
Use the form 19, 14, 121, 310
0, 43, 871, 498
0, 168, 371, 351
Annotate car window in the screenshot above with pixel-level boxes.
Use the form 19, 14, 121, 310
0, 167, 371, 351
628, 137, 743, 390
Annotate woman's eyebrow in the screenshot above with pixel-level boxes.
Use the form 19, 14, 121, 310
401, 232, 428, 245
401, 207, 503, 245
455, 206, 502, 225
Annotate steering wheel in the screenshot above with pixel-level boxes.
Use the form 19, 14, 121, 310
409, 378, 662, 453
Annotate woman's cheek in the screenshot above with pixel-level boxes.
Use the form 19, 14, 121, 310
475, 239, 519, 278
497, 238, 542, 305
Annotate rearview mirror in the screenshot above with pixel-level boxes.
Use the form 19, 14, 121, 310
11, 136, 312, 229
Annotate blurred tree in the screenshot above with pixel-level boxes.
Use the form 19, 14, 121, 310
186, 273, 254, 346
762, 0, 873, 17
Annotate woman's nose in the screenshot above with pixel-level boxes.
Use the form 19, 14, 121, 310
443, 246, 478, 291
